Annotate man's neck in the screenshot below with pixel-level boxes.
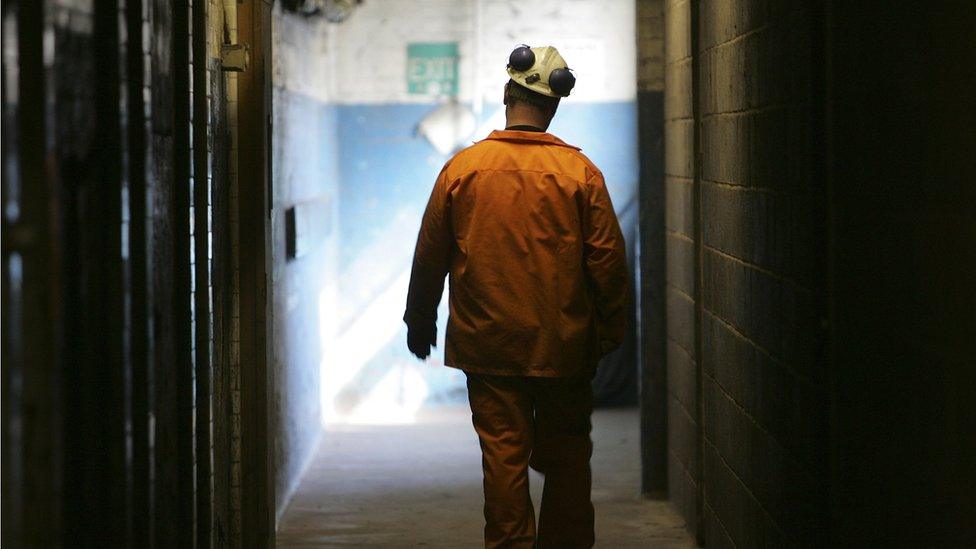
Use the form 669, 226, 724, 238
505, 124, 544, 132
505, 118, 548, 131
504, 106, 551, 132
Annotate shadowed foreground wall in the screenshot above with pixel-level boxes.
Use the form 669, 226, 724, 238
660, 1, 975, 545
2, 1, 242, 545
825, 3, 976, 543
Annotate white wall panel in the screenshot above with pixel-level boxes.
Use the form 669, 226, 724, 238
333, 0, 636, 105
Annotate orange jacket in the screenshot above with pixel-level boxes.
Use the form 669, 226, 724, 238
404, 129, 629, 377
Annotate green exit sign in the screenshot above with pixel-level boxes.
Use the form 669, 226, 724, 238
407, 43, 459, 96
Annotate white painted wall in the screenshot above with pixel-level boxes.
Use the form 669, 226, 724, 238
333, 0, 636, 105
274, 9, 338, 103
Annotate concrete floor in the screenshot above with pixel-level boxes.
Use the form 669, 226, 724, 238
277, 407, 694, 548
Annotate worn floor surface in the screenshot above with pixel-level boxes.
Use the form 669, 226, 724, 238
277, 407, 694, 548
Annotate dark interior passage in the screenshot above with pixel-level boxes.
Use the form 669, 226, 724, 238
2, 1, 974, 548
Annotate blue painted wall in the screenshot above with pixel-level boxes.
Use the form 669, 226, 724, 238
336, 104, 448, 268
271, 87, 339, 511
330, 100, 638, 413
336, 101, 638, 263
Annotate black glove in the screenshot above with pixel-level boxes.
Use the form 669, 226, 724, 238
407, 322, 437, 360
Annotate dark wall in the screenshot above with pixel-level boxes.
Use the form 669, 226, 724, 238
636, 0, 668, 497
662, 0, 700, 534
826, 3, 976, 545
697, 2, 828, 546
662, 2, 832, 543
659, 0, 975, 545
1, 1, 238, 546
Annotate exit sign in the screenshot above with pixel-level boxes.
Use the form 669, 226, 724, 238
407, 43, 459, 96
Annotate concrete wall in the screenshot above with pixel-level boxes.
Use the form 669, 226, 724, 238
660, 1, 975, 545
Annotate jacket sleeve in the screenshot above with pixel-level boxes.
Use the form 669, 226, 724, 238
404, 166, 454, 329
581, 171, 629, 355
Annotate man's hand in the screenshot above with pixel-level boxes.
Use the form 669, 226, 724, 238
407, 322, 437, 360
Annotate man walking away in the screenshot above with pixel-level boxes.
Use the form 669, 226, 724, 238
404, 44, 629, 549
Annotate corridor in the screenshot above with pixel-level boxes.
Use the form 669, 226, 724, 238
3, 0, 974, 548
277, 409, 693, 548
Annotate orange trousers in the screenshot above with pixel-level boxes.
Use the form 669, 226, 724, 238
466, 372, 595, 549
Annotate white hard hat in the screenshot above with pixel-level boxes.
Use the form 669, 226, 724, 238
506, 45, 576, 98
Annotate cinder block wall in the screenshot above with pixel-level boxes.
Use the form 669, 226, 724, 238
660, 1, 975, 545
697, 3, 828, 546
663, 1, 829, 544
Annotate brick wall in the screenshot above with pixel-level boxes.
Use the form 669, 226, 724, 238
698, 3, 827, 546
662, 1, 829, 544
660, 1, 975, 545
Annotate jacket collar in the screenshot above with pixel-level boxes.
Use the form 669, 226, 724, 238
482, 129, 582, 151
